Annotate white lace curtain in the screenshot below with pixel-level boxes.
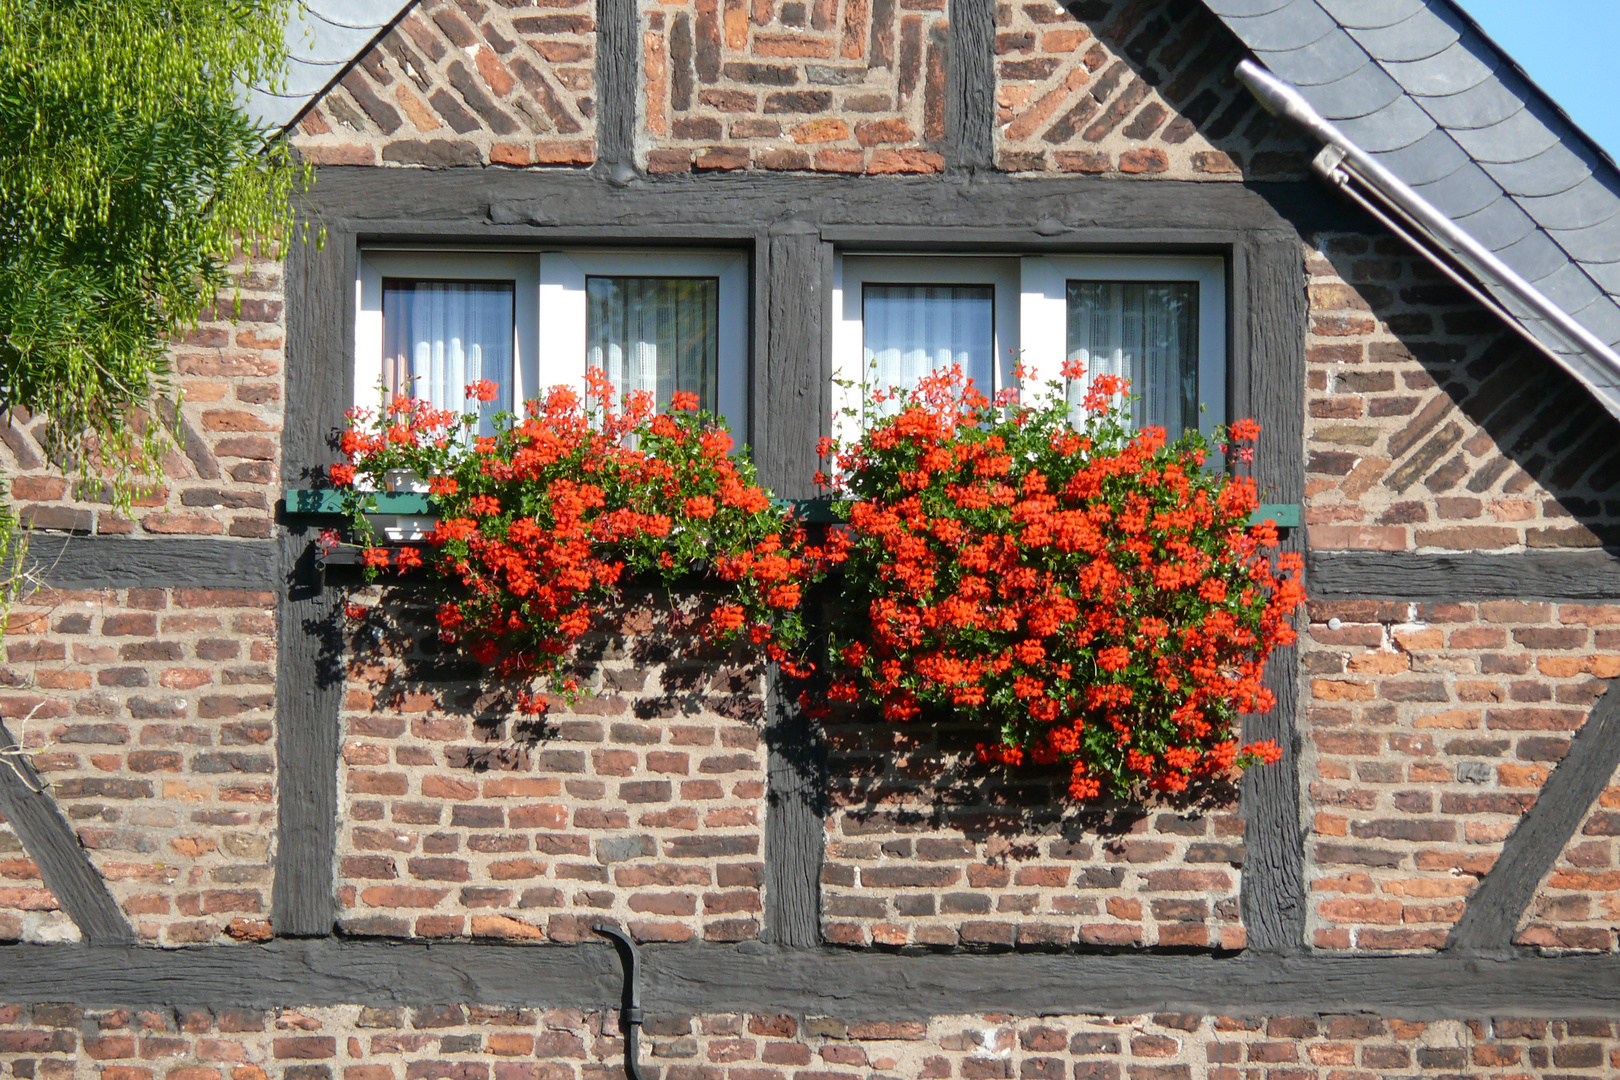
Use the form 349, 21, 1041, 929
382, 280, 515, 427
862, 284, 995, 407
1065, 281, 1199, 433
586, 276, 719, 410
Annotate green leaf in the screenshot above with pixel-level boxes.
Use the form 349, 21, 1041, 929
0, 0, 308, 506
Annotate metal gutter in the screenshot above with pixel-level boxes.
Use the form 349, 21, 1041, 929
1236, 59, 1620, 393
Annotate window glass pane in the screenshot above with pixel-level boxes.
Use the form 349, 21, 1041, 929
587, 276, 720, 411
382, 279, 515, 427
1065, 280, 1198, 433
863, 284, 995, 403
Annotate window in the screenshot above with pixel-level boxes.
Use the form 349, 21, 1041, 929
587, 276, 720, 409
833, 253, 1225, 443
356, 249, 748, 434
834, 257, 1019, 435
357, 252, 539, 430
1020, 255, 1225, 435
539, 251, 747, 433
382, 280, 516, 420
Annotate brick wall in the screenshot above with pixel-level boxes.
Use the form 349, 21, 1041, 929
994, 0, 1309, 179
0, 255, 283, 539
282, 0, 1312, 179
0, 820, 67, 943
3, 1004, 1620, 1080
288, 0, 594, 168
1304, 234, 1620, 552
641, 0, 947, 174
1303, 597, 1618, 952
822, 714, 1244, 949
338, 590, 766, 943
3, 584, 277, 945
1518, 757, 1620, 952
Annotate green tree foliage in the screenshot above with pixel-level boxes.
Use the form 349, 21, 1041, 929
0, 0, 305, 495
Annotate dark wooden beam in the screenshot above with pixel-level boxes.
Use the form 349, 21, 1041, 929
762, 667, 825, 948
946, 0, 995, 173
16, 536, 277, 590
1233, 232, 1309, 953
1309, 549, 1620, 602
270, 528, 343, 936
1446, 683, 1620, 954
275, 211, 353, 937
282, 227, 355, 485
594, 0, 637, 176
309, 167, 1348, 236
0, 721, 132, 943
759, 222, 827, 501
1240, 643, 1305, 953
7, 940, 1620, 1017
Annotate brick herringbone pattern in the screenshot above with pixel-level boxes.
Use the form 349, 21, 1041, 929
290, 0, 594, 168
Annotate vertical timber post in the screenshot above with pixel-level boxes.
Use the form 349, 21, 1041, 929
760, 222, 829, 946
272, 225, 351, 936
596, 0, 640, 178
946, 0, 995, 173
1238, 232, 1309, 953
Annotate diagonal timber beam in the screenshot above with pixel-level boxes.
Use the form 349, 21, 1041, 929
0, 720, 133, 943
1446, 682, 1620, 953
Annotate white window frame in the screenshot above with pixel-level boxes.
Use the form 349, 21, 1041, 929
831, 252, 1227, 444
1021, 254, 1226, 436
356, 251, 541, 417
832, 255, 1021, 448
357, 248, 748, 436
539, 250, 749, 435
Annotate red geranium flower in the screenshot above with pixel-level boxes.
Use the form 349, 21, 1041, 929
330, 367, 836, 709
821, 362, 1304, 801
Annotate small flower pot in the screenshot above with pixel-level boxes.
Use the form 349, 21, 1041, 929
370, 471, 436, 540
383, 469, 431, 494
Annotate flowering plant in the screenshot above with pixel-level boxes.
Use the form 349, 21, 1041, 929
816, 364, 1304, 801
334, 372, 829, 712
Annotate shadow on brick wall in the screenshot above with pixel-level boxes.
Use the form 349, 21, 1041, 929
347, 585, 766, 739
1305, 232, 1620, 552
996, 0, 1314, 179
820, 707, 1246, 950
333, 584, 772, 942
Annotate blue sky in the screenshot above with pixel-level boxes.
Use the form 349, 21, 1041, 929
1456, 0, 1620, 161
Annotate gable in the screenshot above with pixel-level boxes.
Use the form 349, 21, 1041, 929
635, 0, 1319, 177
995, 0, 1312, 179
639, 0, 952, 174
288, 0, 595, 167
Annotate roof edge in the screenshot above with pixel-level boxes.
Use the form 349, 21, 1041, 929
250, 1, 420, 136
1237, 59, 1620, 423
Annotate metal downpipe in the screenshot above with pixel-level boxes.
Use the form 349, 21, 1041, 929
595, 924, 647, 1080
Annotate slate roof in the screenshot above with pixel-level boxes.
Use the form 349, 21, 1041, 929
243, 0, 413, 133
256, 0, 1620, 416
1206, 0, 1620, 418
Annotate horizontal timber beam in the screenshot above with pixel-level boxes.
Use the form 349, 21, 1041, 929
16, 536, 279, 591
1308, 549, 1620, 602
2, 941, 1620, 1018
304, 167, 1360, 240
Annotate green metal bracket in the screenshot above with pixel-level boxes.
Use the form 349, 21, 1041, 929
284, 488, 433, 515
1253, 503, 1300, 528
